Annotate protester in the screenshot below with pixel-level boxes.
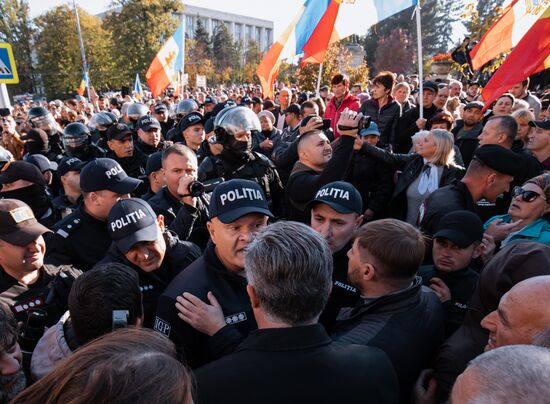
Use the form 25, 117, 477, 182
509, 78, 542, 118
527, 118, 550, 170
12, 329, 193, 404
331, 219, 444, 402
194, 221, 399, 404
324, 74, 360, 138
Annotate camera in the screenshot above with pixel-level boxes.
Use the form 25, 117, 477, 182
337, 115, 371, 132
187, 177, 225, 197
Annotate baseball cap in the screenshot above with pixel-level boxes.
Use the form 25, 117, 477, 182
204, 117, 216, 134
306, 181, 363, 215
422, 81, 439, 94
145, 151, 163, 176
208, 179, 273, 223
108, 198, 159, 254
0, 161, 46, 186
240, 96, 253, 105
57, 156, 85, 178
107, 123, 133, 141
137, 115, 161, 132
25, 154, 58, 173
0, 199, 51, 246
178, 112, 205, 133
320, 85, 329, 92
473, 144, 521, 176
528, 119, 550, 130
464, 101, 485, 111
433, 210, 483, 248
154, 103, 168, 113
359, 122, 381, 137
251, 96, 263, 105
203, 96, 217, 105
80, 158, 142, 194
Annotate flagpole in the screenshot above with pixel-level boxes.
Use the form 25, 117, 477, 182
415, 4, 424, 119
73, 0, 96, 111
180, 13, 186, 96
316, 63, 323, 94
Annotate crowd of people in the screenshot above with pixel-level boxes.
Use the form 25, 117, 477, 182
0, 69, 549, 403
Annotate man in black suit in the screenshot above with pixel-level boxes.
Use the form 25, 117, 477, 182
193, 221, 399, 404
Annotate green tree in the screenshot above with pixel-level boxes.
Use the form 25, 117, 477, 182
34, 5, 115, 98
0, 0, 36, 94
243, 40, 262, 83
186, 19, 216, 87
211, 23, 240, 84
104, 0, 183, 87
463, 0, 504, 42
297, 41, 369, 91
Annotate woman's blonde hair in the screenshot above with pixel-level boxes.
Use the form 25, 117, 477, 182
429, 128, 458, 167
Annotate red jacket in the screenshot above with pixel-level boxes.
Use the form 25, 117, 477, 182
324, 92, 361, 138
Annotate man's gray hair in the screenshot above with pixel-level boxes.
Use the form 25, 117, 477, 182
244, 221, 333, 326
464, 345, 550, 403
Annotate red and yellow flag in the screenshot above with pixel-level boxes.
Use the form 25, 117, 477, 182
481, 5, 550, 109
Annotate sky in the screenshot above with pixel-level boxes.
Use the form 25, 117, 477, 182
28, 0, 468, 57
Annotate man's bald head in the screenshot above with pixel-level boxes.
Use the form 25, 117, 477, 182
481, 275, 550, 350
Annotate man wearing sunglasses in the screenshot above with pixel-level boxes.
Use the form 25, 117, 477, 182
484, 173, 550, 252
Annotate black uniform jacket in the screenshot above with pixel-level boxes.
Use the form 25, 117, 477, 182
45, 204, 111, 271
194, 324, 399, 404
98, 232, 201, 327
154, 241, 257, 368
0, 264, 81, 326
331, 277, 444, 403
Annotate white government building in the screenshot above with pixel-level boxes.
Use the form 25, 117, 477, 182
182, 4, 274, 52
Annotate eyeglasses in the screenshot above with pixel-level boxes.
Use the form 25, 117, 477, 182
512, 186, 547, 203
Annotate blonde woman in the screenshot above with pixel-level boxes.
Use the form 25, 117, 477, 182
356, 129, 464, 224
512, 109, 535, 145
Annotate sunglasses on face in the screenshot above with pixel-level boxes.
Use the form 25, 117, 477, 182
512, 186, 547, 203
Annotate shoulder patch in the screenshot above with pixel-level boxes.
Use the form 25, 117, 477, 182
154, 316, 171, 337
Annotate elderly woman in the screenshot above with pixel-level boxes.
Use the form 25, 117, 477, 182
392, 82, 413, 114
356, 128, 464, 225
484, 173, 550, 248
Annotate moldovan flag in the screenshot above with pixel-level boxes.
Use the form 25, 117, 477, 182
470, 0, 550, 71
481, 5, 550, 110
146, 24, 185, 97
134, 73, 144, 101
77, 72, 88, 96
301, 0, 418, 65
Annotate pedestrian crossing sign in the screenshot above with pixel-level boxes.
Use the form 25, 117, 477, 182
0, 43, 19, 84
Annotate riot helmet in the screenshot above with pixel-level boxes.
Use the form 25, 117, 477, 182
27, 106, 58, 134
127, 103, 149, 128
89, 112, 116, 132
214, 106, 260, 160
0, 146, 13, 171
176, 99, 199, 119
63, 122, 91, 159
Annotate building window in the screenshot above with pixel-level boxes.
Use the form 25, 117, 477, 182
266, 28, 273, 50
245, 25, 252, 40
212, 19, 220, 32
186, 15, 194, 38
235, 23, 242, 41
255, 27, 262, 46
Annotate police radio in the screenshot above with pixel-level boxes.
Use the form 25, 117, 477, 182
112, 310, 129, 330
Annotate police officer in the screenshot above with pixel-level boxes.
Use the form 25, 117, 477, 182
140, 151, 164, 201
148, 144, 210, 249
153, 103, 174, 138
306, 181, 363, 329
27, 106, 63, 160
135, 115, 171, 156
125, 102, 149, 130
420, 145, 522, 237
199, 106, 284, 217
88, 111, 117, 149
45, 158, 142, 271
99, 198, 201, 327
174, 112, 209, 163
166, 99, 199, 141
0, 199, 81, 326
106, 123, 148, 182
62, 122, 106, 162
0, 161, 56, 227
51, 157, 84, 219
202, 96, 218, 121
154, 179, 272, 368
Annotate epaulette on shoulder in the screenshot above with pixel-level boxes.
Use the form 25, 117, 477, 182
54, 215, 82, 239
